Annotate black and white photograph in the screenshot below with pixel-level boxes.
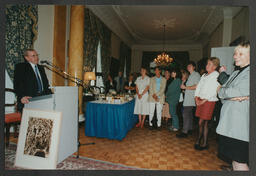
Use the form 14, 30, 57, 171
14, 108, 62, 169
24, 117, 53, 158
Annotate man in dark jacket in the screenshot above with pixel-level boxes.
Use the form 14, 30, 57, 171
14, 49, 52, 112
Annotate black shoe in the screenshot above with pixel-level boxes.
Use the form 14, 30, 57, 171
194, 144, 201, 150
220, 164, 233, 171
149, 126, 154, 130
157, 126, 161, 130
176, 132, 188, 138
198, 145, 209, 150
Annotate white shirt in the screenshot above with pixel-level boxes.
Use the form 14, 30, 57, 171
183, 71, 201, 106
29, 62, 44, 90
135, 76, 150, 94
194, 71, 219, 101
128, 81, 132, 94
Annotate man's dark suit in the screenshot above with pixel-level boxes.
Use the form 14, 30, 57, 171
14, 62, 52, 112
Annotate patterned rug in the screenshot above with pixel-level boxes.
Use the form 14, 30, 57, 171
5, 143, 141, 170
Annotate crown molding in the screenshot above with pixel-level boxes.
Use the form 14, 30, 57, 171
112, 5, 210, 45
132, 44, 203, 51
87, 6, 135, 47
87, 6, 243, 47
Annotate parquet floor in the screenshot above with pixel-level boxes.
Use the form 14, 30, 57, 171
76, 121, 226, 170
8, 121, 227, 170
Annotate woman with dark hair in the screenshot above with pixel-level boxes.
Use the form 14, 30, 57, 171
161, 69, 172, 126
194, 57, 220, 150
134, 67, 150, 128
165, 68, 182, 131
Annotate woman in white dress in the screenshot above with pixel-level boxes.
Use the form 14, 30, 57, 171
134, 67, 150, 128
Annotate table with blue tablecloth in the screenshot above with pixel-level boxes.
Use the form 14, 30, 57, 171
85, 99, 138, 140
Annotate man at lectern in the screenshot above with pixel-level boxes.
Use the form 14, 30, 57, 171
14, 49, 52, 112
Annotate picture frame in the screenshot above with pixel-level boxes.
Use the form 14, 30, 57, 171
15, 108, 62, 169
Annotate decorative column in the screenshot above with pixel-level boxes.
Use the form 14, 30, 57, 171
222, 7, 233, 46
68, 5, 84, 117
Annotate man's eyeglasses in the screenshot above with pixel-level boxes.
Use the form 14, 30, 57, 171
28, 54, 39, 57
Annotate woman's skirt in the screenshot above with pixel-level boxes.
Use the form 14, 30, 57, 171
218, 135, 249, 164
134, 94, 149, 115
195, 101, 215, 120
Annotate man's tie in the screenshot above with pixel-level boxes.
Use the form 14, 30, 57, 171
35, 65, 43, 93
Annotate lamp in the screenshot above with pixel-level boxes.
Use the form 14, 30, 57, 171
84, 72, 96, 87
84, 72, 96, 81
154, 24, 174, 67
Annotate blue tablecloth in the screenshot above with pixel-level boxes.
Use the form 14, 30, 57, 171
85, 99, 138, 140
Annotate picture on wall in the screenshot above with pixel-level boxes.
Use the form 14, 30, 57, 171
24, 117, 53, 158
15, 108, 62, 169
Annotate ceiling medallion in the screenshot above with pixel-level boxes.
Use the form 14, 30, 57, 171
152, 17, 176, 29
154, 24, 174, 67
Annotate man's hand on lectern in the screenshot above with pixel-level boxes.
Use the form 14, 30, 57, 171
21, 96, 32, 104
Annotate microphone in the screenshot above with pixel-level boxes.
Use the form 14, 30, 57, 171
40, 60, 49, 64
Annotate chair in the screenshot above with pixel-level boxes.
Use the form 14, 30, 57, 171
5, 88, 21, 147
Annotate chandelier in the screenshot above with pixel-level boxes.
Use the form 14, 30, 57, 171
154, 24, 173, 66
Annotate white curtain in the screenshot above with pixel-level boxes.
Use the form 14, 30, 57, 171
5, 70, 15, 113
96, 41, 104, 87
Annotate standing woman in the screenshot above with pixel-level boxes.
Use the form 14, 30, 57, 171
166, 68, 182, 131
134, 67, 150, 128
162, 69, 172, 126
176, 69, 189, 128
194, 57, 220, 150
216, 41, 250, 171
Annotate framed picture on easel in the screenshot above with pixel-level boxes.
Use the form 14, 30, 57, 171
15, 108, 62, 169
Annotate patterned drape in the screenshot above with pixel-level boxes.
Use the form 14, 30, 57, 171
84, 8, 99, 71
84, 8, 111, 83
98, 25, 111, 82
119, 42, 131, 77
5, 5, 38, 81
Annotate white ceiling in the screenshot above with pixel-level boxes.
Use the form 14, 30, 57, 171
88, 5, 243, 46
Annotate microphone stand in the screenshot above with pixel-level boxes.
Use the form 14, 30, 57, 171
41, 61, 95, 159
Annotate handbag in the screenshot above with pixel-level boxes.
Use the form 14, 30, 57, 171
217, 72, 230, 85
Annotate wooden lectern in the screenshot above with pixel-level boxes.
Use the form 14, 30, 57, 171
25, 86, 78, 163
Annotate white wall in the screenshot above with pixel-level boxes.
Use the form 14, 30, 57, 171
34, 5, 54, 86
211, 47, 236, 75
207, 23, 224, 57
232, 8, 249, 42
